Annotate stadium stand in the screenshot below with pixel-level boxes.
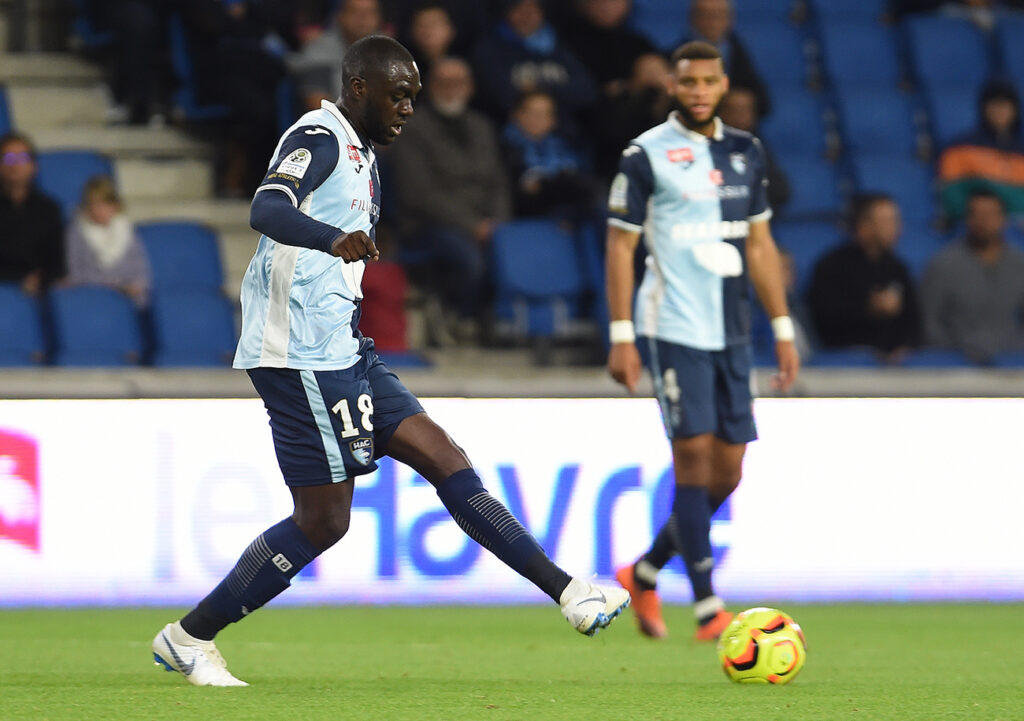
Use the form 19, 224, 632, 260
149, 287, 237, 367
35, 149, 114, 219
49, 285, 143, 366
627, 0, 689, 53
835, 87, 920, 157
0, 283, 45, 365
850, 155, 935, 226
0, 85, 10, 134
904, 15, 991, 98
818, 22, 903, 89
136, 221, 225, 293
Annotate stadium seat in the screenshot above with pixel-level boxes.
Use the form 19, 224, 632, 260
491, 220, 586, 338
806, 347, 882, 367
996, 15, 1024, 84
904, 16, 991, 97
897, 222, 943, 278
924, 87, 978, 150
899, 348, 970, 368
627, 0, 688, 53
809, 0, 888, 22
0, 284, 45, 366
49, 286, 143, 366
137, 221, 225, 292
773, 154, 843, 220
0, 86, 11, 135
850, 155, 935, 225
739, 25, 808, 91
169, 13, 230, 122
35, 150, 115, 220
835, 87, 919, 156
819, 22, 902, 89
990, 349, 1024, 368
759, 90, 828, 155
149, 288, 237, 366
773, 221, 841, 293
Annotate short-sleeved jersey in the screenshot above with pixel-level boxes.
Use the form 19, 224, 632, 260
234, 100, 381, 370
608, 114, 772, 350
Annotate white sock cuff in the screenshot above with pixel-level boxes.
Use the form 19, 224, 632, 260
634, 559, 660, 586
694, 595, 724, 619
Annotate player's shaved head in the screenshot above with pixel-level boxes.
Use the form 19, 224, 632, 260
339, 35, 420, 146
342, 35, 416, 90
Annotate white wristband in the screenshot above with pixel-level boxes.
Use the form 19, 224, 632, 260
609, 320, 636, 344
771, 315, 796, 342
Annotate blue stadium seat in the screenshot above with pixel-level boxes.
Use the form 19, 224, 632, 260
836, 87, 918, 156
35, 150, 115, 219
739, 25, 808, 90
150, 288, 237, 366
0, 86, 11, 135
627, 0, 688, 53
49, 286, 142, 366
758, 90, 828, 155
851, 154, 935, 225
807, 347, 882, 367
809, 0, 888, 22
491, 220, 586, 337
169, 13, 230, 122
773, 221, 841, 293
819, 22, 902, 88
137, 221, 224, 292
899, 348, 970, 367
904, 16, 991, 96
773, 154, 843, 220
925, 87, 978, 149
996, 15, 1024, 85
990, 349, 1024, 368
0, 284, 45, 366
897, 222, 943, 278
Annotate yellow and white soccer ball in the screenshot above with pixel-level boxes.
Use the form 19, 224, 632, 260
717, 607, 807, 684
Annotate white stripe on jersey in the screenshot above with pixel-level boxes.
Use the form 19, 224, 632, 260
255, 183, 299, 207
259, 243, 300, 366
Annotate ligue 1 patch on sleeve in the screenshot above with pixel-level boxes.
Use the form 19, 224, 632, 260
277, 148, 312, 179
608, 172, 629, 213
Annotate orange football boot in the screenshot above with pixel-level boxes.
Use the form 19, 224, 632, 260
614, 564, 668, 639
694, 608, 733, 642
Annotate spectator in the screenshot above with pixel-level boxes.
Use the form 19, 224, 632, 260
938, 79, 1024, 224
807, 194, 921, 358
0, 132, 64, 295
921, 188, 1024, 361
104, 0, 175, 125
288, 0, 383, 111
718, 87, 791, 214
389, 57, 510, 338
400, 3, 458, 87
594, 52, 675, 179
63, 176, 151, 307
680, 0, 770, 116
561, 0, 654, 95
472, 0, 598, 130
502, 90, 600, 220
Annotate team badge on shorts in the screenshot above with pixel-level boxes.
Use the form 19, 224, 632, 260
349, 438, 373, 466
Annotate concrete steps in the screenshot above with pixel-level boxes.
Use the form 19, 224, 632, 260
116, 157, 213, 202
6, 83, 109, 127
31, 125, 209, 158
0, 52, 102, 85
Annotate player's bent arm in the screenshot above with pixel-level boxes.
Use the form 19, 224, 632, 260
249, 189, 342, 254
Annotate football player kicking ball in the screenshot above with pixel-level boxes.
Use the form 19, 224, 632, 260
151, 36, 627, 687
606, 42, 799, 641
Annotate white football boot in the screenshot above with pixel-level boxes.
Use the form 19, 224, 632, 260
152, 621, 249, 687
560, 577, 631, 636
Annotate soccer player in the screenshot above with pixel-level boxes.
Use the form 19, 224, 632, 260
606, 41, 798, 641
151, 36, 628, 687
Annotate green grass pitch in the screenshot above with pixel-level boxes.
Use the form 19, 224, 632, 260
1, 604, 1021, 721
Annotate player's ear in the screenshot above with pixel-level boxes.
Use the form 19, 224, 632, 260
349, 75, 367, 100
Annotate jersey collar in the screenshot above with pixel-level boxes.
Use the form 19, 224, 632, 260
321, 100, 365, 149
668, 112, 724, 142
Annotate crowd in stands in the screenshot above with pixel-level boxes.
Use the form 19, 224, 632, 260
2, 0, 1024, 367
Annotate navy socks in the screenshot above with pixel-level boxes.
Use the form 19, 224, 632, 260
181, 517, 319, 640
436, 468, 571, 603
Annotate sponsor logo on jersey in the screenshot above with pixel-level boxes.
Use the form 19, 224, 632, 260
730, 152, 747, 175
350, 198, 381, 217
670, 219, 750, 241
0, 430, 41, 553
709, 169, 724, 186
667, 147, 694, 165
277, 148, 312, 179
347, 145, 364, 173
608, 172, 629, 213
681, 185, 751, 202
350, 438, 373, 466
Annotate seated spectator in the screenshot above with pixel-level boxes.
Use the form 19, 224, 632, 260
719, 87, 790, 214
680, 0, 771, 116
502, 90, 600, 220
288, 0, 383, 111
472, 0, 598, 130
400, 3, 458, 87
388, 57, 511, 339
807, 194, 921, 359
938, 79, 1024, 224
0, 132, 64, 295
594, 52, 674, 179
561, 0, 654, 96
921, 188, 1024, 361
63, 176, 151, 307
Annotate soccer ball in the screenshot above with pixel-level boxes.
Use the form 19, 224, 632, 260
717, 607, 807, 684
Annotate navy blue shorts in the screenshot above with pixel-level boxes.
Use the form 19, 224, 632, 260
638, 337, 757, 444
247, 350, 424, 486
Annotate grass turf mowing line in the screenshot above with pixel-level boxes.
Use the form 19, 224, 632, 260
0, 604, 1021, 721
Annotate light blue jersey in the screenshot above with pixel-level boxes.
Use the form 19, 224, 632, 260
234, 101, 381, 370
608, 115, 771, 350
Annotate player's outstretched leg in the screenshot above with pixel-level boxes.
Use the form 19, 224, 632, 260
435, 468, 629, 636
152, 516, 321, 685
